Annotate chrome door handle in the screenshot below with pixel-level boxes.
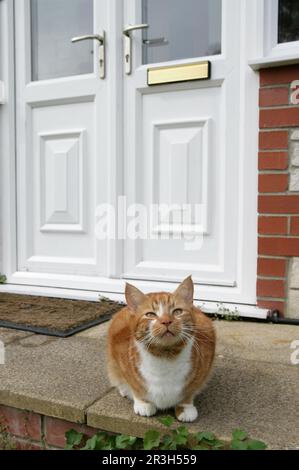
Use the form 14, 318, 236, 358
143, 37, 168, 46
123, 24, 149, 74
71, 32, 105, 79
123, 24, 149, 37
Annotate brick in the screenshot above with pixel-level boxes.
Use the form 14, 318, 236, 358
259, 131, 288, 150
14, 438, 43, 451
257, 299, 285, 314
259, 237, 299, 256
260, 65, 299, 86
258, 216, 288, 234
44, 416, 95, 448
259, 87, 289, 107
258, 152, 288, 170
260, 108, 299, 128
258, 174, 289, 193
290, 217, 299, 235
0, 406, 41, 441
258, 195, 299, 214
257, 258, 287, 277
256, 279, 285, 298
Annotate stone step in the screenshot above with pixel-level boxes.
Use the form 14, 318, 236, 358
0, 321, 298, 450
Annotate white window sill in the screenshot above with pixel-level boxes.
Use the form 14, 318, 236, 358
249, 54, 299, 71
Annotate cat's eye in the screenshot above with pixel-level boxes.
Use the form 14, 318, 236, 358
173, 308, 183, 316
145, 312, 157, 318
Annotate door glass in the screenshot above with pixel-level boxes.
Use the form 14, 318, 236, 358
142, 0, 222, 65
31, 0, 93, 81
278, 0, 299, 44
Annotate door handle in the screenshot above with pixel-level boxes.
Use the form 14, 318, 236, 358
123, 24, 149, 74
71, 32, 105, 79
143, 37, 168, 46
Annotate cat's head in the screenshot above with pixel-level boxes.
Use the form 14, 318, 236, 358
125, 276, 194, 349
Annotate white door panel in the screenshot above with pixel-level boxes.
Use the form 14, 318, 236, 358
29, 102, 96, 274
15, 0, 109, 277
123, 0, 240, 290
123, 84, 240, 285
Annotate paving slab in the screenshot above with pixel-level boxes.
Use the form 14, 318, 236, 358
86, 321, 299, 450
87, 356, 299, 450
76, 322, 109, 339
214, 321, 298, 366
0, 327, 34, 345
0, 335, 111, 422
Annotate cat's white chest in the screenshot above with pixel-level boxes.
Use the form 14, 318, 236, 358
136, 340, 193, 410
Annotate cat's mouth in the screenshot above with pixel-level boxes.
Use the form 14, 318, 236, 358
161, 329, 175, 338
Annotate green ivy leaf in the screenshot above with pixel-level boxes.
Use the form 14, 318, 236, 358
172, 429, 188, 446
115, 435, 137, 449
232, 429, 248, 441
65, 429, 84, 449
177, 426, 189, 437
210, 439, 225, 450
160, 434, 177, 450
82, 435, 102, 450
158, 416, 175, 427
0, 274, 6, 284
143, 430, 161, 450
103, 435, 117, 450
247, 439, 267, 450
231, 439, 249, 450
196, 431, 216, 442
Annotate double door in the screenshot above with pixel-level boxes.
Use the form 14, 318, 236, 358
14, 0, 257, 304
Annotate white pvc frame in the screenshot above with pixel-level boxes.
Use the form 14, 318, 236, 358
0, 0, 268, 317
250, 0, 299, 69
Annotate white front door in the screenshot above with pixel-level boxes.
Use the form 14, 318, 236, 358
122, 0, 257, 303
15, 0, 111, 278
14, 0, 258, 305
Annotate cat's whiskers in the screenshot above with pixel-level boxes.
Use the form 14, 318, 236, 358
179, 329, 206, 360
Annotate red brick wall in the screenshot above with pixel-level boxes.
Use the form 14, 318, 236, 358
258, 64, 299, 316
0, 405, 96, 450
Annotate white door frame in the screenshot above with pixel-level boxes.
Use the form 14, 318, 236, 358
0, 0, 17, 281
1, 0, 265, 312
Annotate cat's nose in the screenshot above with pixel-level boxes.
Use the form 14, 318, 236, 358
161, 320, 172, 326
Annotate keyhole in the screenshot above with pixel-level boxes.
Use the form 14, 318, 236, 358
100, 59, 103, 68
125, 54, 130, 63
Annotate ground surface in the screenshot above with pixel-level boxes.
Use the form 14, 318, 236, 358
0, 320, 298, 449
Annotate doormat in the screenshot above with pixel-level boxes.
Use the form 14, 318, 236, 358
0, 293, 124, 337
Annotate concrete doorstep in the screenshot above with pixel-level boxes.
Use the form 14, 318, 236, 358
0, 320, 298, 450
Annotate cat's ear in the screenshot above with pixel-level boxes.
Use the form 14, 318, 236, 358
125, 283, 146, 311
174, 276, 194, 305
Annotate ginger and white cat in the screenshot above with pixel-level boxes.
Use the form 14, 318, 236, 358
107, 276, 215, 422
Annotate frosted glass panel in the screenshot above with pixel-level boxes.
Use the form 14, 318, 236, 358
142, 0, 222, 65
31, 0, 93, 81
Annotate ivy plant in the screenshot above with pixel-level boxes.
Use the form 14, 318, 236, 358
65, 417, 267, 451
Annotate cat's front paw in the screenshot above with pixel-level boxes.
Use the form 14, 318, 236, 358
176, 404, 198, 422
134, 399, 157, 417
